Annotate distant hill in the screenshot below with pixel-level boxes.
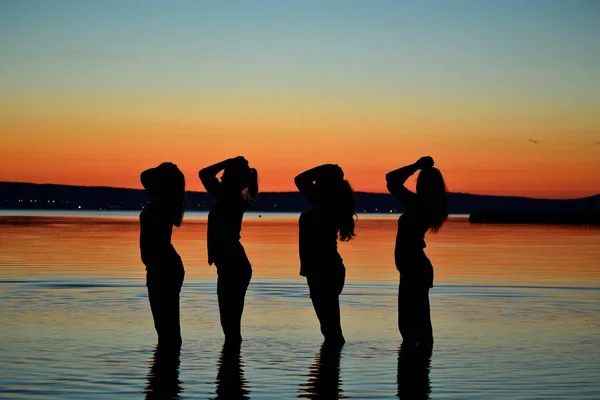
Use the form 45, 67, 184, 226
1, 181, 599, 214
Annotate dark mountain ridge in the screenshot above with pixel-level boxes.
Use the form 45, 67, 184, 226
2, 181, 599, 214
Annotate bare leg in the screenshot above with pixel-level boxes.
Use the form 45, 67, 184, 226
308, 272, 345, 343
398, 282, 419, 346
322, 295, 344, 343
418, 288, 433, 347
398, 282, 433, 347
148, 286, 162, 339
217, 270, 251, 344
148, 284, 182, 347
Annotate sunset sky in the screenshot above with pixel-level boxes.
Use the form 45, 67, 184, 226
1, 0, 599, 198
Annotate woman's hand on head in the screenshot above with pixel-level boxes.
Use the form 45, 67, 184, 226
324, 164, 344, 180
230, 156, 249, 168
416, 156, 434, 170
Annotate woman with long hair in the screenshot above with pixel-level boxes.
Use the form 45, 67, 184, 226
199, 156, 258, 344
386, 156, 448, 348
140, 162, 187, 347
295, 164, 356, 344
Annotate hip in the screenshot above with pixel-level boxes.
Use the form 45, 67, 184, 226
305, 269, 346, 298
396, 253, 433, 288
217, 269, 252, 291
213, 248, 252, 276
209, 242, 249, 264
395, 246, 429, 267
146, 267, 185, 289
299, 254, 344, 277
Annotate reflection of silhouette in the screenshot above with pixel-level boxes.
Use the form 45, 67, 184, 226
199, 156, 258, 344
140, 162, 187, 347
397, 344, 432, 399
295, 164, 356, 343
145, 344, 182, 400
386, 157, 448, 347
214, 343, 250, 399
299, 342, 344, 399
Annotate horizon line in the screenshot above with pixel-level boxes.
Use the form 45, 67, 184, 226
2, 180, 598, 202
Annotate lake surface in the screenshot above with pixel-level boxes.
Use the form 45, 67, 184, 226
1, 211, 599, 399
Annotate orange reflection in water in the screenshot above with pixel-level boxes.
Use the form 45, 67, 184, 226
0, 215, 599, 286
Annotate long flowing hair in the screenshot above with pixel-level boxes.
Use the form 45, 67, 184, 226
336, 179, 357, 241
319, 178, 356, 241
141, 162, 186, 227
223, 165, 259, 202
168, 167, 186, 227
243, 168, 259, 202
416, 167, 448, 233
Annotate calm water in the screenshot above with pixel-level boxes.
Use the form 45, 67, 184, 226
1, 211, 599, 399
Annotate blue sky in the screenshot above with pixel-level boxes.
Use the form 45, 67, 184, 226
2, 0, 599, 100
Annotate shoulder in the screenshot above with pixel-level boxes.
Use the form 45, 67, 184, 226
302, 207, 317, 217
141, 206, 173, 226
299, 208, 315, 223
234, 194, 250, 210
219, 193, 247, 205
140, 207, 152, 221
212, 195, 248, 214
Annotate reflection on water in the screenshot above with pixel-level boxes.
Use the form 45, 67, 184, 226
145, 344, 182, 400
397, 344, 432, 400
1, 213, 599, 286
215, 343, 250, 400
0, 213, 599, 399
298, 342, 344, 399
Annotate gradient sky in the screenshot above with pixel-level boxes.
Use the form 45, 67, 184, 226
1, 0, 599, 198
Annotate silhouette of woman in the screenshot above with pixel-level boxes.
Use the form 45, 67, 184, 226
295, 164, 356, 344
140, 162, 186, 347
386, 156, 448, 348
199, 156, 258, 344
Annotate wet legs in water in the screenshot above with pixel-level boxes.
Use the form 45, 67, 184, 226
148, 284, 182, 347
303, 341, 344, 399
215, 341, 250, 399
307, 272, 346, 344
217, 271, 252, 344
397, 342, 432, 399
398, 283, 433, 347
145, 342, 182, 400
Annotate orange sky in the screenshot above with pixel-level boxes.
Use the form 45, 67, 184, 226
1, 2, 599, 199
1, 112, 599, 198
1, 97, 599, 199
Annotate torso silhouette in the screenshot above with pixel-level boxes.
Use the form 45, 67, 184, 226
140, 204, 184, 285
395, 206, 427, 257
395, 201, 432, 286
299, 208, 343, 276
207, 193, 250, 269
